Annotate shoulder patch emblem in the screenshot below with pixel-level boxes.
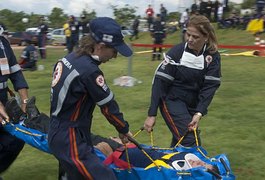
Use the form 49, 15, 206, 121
51, 62, 63, 87
96, 75, 105, 87
205, 55, 213, 64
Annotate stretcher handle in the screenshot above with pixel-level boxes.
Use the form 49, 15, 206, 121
127, 136, 142, 150
220, 157, 230, 175
174, 128, 199, 148
133, 127, 144, 138
206, 168, 222, 180
133, 127, 155, 147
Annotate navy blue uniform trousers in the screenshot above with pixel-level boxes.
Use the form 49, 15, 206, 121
48, 119, 116, 180
159, 99, 201, 147
0, 128, 24, 173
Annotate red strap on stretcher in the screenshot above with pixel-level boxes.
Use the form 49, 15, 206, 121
103, 144, 136, 169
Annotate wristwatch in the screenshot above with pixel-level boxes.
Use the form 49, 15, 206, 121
22, 98, 28, 104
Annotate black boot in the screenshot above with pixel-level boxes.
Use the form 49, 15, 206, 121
5, 97, 27, 124
26, 96, 40, 120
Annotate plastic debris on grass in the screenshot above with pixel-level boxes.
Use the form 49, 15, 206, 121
113, 76, 142, 87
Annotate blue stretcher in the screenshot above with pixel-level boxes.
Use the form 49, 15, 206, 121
3, 123, 236, 180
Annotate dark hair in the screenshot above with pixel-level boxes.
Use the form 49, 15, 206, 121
207, 165, 221, 179
75, 35, 97, 57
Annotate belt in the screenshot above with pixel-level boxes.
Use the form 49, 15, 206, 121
0, 81, 7, 89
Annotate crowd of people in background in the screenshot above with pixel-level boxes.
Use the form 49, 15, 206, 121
1, 1, 265, 63
186, 0, 265, 32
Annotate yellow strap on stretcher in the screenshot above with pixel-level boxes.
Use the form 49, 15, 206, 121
144, 152, 180, 170
144, 159, 171, 170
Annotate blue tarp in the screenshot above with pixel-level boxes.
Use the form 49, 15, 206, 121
4, 123, 50, 153
4, 123, 235, 180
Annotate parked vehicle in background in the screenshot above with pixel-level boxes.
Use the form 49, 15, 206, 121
121, 29, 133, 36
47, 28, 83, 45
48, 28, 66, 45
25, 27, 38, 34
7, 31, 38, 46
26, 27, 53, 40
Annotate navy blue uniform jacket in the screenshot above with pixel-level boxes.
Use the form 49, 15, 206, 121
50, 53, 129, 133
0, 36, 28, 104
148, 42, 221, 116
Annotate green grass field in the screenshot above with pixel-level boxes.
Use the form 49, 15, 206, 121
2, 28, 265, 180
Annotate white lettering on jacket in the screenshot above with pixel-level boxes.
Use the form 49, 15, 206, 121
61, 58, 72, 69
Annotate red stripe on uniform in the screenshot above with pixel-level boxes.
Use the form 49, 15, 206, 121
102, 106, 125, 128
69, 128, 93, 180
161, 100, 181, 139
70, 95, 87, 121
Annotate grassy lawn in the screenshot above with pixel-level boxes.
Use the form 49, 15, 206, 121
2, 27, 265, 179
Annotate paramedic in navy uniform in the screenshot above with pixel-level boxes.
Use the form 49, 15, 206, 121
0, 28, 29, 174
48, 17, 133, 180
144, 15, 221, 147
37, 16, 48, 59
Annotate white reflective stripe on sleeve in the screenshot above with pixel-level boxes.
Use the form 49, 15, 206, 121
52, 69, 79, 116
205, 76, 221, 81
156, 71, 174, 81
10, 64, 21, 73
97, 91, 114, 106
0, 81, 7, 89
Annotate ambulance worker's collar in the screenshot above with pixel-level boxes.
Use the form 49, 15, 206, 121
91, 55, 101, 64
185, 42, 206, 56
90, 17, 133, 57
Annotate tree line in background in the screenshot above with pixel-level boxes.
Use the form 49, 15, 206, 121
0, 1, 256, 32
0, 7, 96, 32
0, 5, 180, 32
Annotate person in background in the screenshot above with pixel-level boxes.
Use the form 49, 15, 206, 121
199, 0, 207, 16
129, 16, 140, 41
205, 0, 213, 21
144, 15, 221, 147
217, 2, 224, 22
179, 8, 190, 42
213, 0, 220, 22
0, 28, 29, 177
160, 4, 168, 22
48, 17, 133, 180
18, 38, 38, 71
150, 14, 166, 61
80, 14, 90, 37
0, 23, 8, 39
63, 19, 71, 53
68, 15, 80, 53
256, 0, 265, 16
145, 4, 155, 30
191, 0, 198, 15
37, 16, 48, 59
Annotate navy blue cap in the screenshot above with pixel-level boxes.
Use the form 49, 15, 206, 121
90, 17, 132, 57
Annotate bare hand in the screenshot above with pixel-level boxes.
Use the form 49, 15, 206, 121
144, 116, 156, 133
188, 114, 201, 131
0, 102, 9, 125
119, 131, 133, 144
